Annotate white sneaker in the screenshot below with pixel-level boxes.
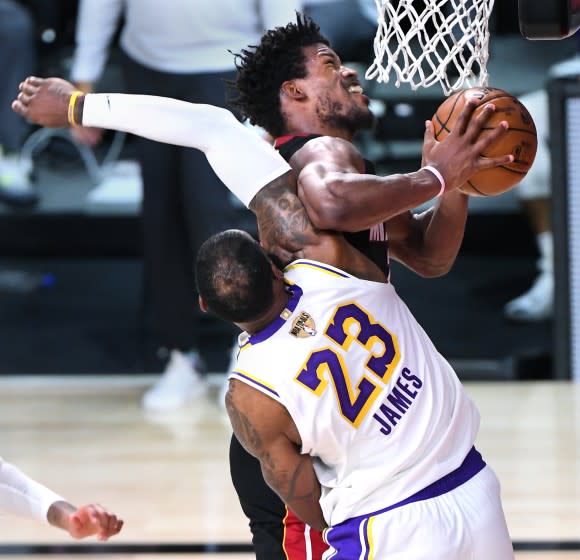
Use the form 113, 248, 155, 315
504, 270, 554, 322
0, 153, 38, 208
549, 54, 580, 79
142, 350, 207, 411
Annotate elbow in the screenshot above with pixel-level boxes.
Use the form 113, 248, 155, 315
403, 248, 456, 277
301, 182, 354, 231
414, 260, 454, 278
401, 237, 459, 278
309, 204, 350, 231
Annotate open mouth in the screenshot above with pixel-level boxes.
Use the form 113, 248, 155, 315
348, 85, 364, 94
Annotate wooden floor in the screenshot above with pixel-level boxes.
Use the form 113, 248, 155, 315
0, 376, 579, 559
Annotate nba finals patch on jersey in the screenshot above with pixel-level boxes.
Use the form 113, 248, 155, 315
290, 311, 317, 338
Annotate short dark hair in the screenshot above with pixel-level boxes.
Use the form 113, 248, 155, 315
195, 230, 275, 323
230, 13, 330, 137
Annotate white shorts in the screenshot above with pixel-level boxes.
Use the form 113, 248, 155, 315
518, 89, 551, 200
322, 458, 513, 559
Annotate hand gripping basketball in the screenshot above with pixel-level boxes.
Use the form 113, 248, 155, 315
431, 87, 538, 196
421, 97, 514, 195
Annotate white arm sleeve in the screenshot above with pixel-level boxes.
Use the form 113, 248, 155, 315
82, 94, 292, 207
0, 458, 64, 523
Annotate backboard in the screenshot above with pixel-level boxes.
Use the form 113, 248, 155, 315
519, 0, 580, 39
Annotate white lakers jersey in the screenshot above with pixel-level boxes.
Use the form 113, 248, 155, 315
229, 259, 480, 527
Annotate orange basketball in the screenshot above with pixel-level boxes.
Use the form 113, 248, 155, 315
431, 87, 538, 197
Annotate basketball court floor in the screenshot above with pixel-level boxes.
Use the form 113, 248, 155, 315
0, 375, 578, 559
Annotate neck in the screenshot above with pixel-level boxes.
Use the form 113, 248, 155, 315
237, 288, 291, 335
284, 118, 355, 143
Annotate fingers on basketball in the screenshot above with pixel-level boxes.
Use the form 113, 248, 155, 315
432, 87, 538, 197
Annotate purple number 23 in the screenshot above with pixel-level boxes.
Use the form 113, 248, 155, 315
295, 303, 400, 427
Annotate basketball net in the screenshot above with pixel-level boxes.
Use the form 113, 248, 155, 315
366, 0, 495, 95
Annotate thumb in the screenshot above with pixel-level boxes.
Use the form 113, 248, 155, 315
421, 120, 436, 165
66, 513, 83, 537
423, 119, 435, 148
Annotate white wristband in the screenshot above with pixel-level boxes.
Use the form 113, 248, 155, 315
421, 166, 446, 197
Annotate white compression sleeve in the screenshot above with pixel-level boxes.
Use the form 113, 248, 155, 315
0, 458, 64, 523
82, 94, 292, 207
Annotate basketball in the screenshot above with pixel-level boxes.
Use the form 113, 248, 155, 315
431, 87, 538, 196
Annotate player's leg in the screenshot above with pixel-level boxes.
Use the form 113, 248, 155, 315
323, 466, 513, 559
465, 466, 514, 559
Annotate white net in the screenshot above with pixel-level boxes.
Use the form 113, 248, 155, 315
366, 0, 496, 95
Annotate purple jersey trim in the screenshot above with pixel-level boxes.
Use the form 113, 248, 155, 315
286, 260, 351, 278
325, 447, 485, 558
246, 283, 304, 346
230, 371, 280, 398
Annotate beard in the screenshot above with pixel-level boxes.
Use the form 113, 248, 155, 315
316, 95, 376, 134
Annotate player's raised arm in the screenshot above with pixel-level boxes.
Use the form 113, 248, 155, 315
293, 136, 441, 231
291, 103, 512, 233
12, 76, 291, 208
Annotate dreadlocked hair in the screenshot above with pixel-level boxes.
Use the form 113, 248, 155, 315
230, 13, 329, 137
195, 230, 276, 324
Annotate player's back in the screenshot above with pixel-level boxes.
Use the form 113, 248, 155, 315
231, 259, 479, 527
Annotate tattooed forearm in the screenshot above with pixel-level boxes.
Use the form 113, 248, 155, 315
225, 382, 263, 453
226, 382, 326, 529
261, 451, 326, 530
261, 452, 319, 504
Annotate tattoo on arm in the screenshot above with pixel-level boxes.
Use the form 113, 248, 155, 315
225, 384, 321, 512
225, 384, 262, 451
252, 178, 319, 264
260, 451, 320, 506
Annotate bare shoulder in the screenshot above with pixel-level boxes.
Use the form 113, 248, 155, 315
225, 379, 300, 457
290, 135, 365, 174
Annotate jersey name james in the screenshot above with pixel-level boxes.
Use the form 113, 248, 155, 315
229, 260, 479, 526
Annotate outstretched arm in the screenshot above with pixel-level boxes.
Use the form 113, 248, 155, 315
12, 77, 291, 208
0, 458, 123, 540
12, 76, 507, 243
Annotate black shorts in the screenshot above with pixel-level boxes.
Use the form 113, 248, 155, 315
229, 434, 327, 559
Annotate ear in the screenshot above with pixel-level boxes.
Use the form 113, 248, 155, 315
281, 79, 306, 100
270, 262, 284, 280
198, 295, 209, 313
